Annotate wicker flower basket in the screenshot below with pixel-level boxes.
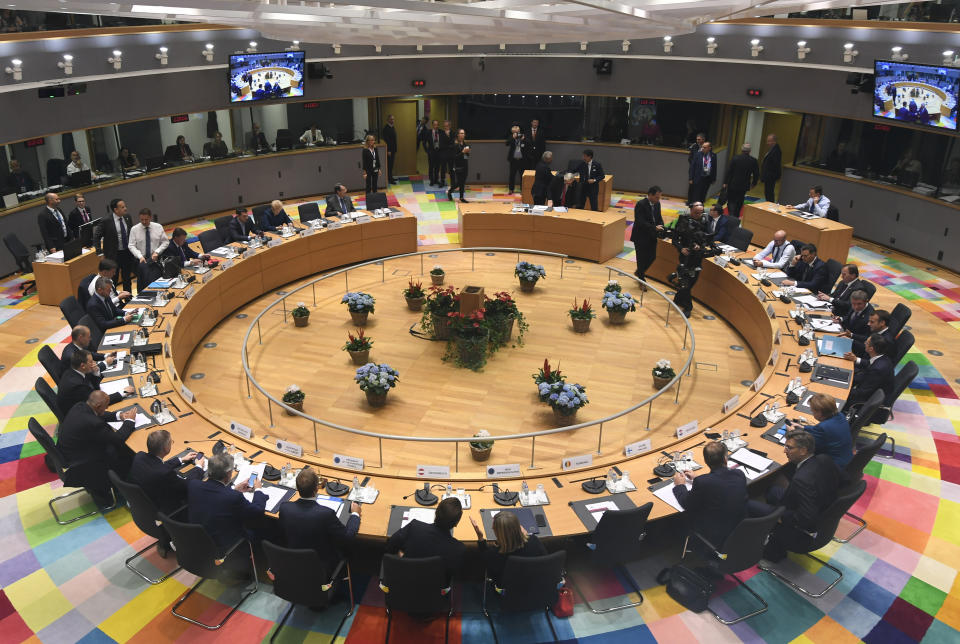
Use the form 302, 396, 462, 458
519, 278, 538, 293
553, 408, 578, 425
293, 315, 309, 327
607, 309, 627, 324
431, 273, 445, 286
432, 313, 452, 340
365, 390, 388, 407
405, 296, 426, 312
350, 310, 370, 326
470, 446, 492, 461
653, 375, 672, 390
348, 349, 370, 365
572, 318, 592, 333
284, 401, 304, 416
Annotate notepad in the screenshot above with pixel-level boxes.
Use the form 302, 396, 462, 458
100, 378, 132, 396
809, 318, 843, 332
652, 482, 690, 512
102, 334, 130, 346
752, 271, 787, 280
729, 448, 774, 472
243, 486, 289, 512
584, 500, 619, 524
108, 413, 152, 430
236, 462, 266, 486
316, 496, 343, 513
400, 507, 436, 528
818, 336, 853, 357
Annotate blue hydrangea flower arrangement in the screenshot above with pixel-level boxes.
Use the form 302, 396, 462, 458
601, 290, 637, 312
515, 261, 547, 283
538, 381, 589, 416
354, 362, 399, 395
341, 291, 376, 313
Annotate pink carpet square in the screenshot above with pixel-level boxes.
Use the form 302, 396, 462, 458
868, 479, 939, 530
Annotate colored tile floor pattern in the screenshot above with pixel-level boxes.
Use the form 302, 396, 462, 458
1, 179, 959, 643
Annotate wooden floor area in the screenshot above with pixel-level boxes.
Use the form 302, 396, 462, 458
182, 250, 759, 477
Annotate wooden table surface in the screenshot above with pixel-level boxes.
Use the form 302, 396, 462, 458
741, 201, 854, 266
34, 249, 101, 306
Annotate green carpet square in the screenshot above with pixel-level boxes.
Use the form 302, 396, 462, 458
900, 576, 947, 616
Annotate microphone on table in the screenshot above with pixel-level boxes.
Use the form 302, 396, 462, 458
581, 477, 607, 494
183, 439, 239, 455
402, 482, 439, 506
324, 478, 350, 497
748, 394, 784, 428
490, 483, 519, 506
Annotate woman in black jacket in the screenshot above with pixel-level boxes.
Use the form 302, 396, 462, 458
470, 511, 546, 588
447, 129, 470, 203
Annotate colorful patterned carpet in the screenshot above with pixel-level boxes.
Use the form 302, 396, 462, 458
1, 179, 959, 643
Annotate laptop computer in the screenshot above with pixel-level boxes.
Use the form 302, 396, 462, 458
62, 238, 83, 261
66, 170, 92, 187
78, 217, 101, 248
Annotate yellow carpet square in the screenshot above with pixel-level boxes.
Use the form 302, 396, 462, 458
4, 568, 73, 632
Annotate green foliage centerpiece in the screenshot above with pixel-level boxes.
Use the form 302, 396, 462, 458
421, 285, 459, 339
484, 291, 528, 347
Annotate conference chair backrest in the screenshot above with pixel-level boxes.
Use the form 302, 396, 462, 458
843, 433, 887, 486
158, 512, 226, 578
826, 205, 840, 222
716, 506, 785, 575
809, 480, 867, 551
882, 360, 919, 415
197, 229, 224, 253
888, 302, 912, 336
38, 345, 63, 385
365, 192, 388, 210
107, 470, 166, 540
825, 259, 843, 289
213, 215, 233, 240
28, 417, 65, 474
3, 233, 31, 272
59, 296, 85, 327
860, 281, 877, 301
592, 502, 653, 566
789, 239, 806, 255
275, 129, 294, 151
75, 314, 103, 352
46, 158, 66, 185
35, 376, 64, 424
893, 330, 915, 365
76, 281, 92, 309
849, 388, 885, 441
496, 551, 566, 612
381, 554, 448, 613
728, 227, 753, 252
297, 202, 321, 222
262, 540, 335, 607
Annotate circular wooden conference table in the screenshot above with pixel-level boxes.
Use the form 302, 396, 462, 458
97, 204, 851, 542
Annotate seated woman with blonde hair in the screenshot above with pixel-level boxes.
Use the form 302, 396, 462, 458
470, 511, 547, 588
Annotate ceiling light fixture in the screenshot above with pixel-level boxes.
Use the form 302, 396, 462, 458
796, 40, 810, 61
155, 46, 168, 65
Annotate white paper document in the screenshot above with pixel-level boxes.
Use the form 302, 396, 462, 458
585, 500, 619, 525
108, 413, 152, 430
316, 497, 343, 513
653, 482, 690, 512
809, 318, 843, 333
244, 486, 289, 512
100, 379, 132, 396
401, 507, 436, 528
794, 295, 831, 309
728, 460, 766, 481
102, 334, 130, 346
236, 462, 267, 486
752, 271, 787, 280
102, 353, 126, 373
729, 448, 774, 472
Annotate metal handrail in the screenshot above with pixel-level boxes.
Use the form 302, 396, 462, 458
238, 247, 695, 447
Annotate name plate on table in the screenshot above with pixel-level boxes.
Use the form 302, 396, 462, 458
752, 373, 766, 392
180, 383, 194, 402
220, 259, 233, 270
354, 215, 371, 224
333, 453, 364, 470
276, 439, 303, 458
167, 364, 175, 382
766, 304, 776, 318
756, 288, 767, 302
327, 221, 342, 230
388, 211, 404, 219
173, 302, 182, 316
201, 271, 213, 283
737, 271, 749, 284
486, 463, 522, 478
769, 348, 780, 365
267, 238, 282, 248
242, 248, 256, 259
230, 421, 253, 440
624, 438, 652, 457
562, 453, 593, 471
299, 228, 315, 237
417, 465, 450, 478
775, 328, 782, 344
164, 342, 170, 357
184, 286, 195, 300
676, 420, 698, 439
722, 394, 739, 414
714, 256, 729, 268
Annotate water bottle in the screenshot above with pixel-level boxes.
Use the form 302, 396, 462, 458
521, 480, 529, 501
160, 399, 168, 419
446, 483, 453, 497
281, 462, 290, 481
352, 475, 360, 492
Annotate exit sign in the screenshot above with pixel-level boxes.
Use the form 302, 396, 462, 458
411, 79, 425, 88
746, 88, 762, 98
25, 137, 45, 148
170, 114, 189, 123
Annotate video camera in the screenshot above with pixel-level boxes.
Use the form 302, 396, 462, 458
663, 213, 721, 291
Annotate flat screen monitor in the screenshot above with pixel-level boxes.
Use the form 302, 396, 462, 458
873, 60, 960, 131
79, 217, 100, 248
229, 51, 305, 103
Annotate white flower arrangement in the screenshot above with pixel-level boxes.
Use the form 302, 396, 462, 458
292, 302, 310, 317
604, 279, 622, 293
430, 264, 445, 275
282, 384, 305, 404
470, 429, 494, 450
653, 359, 676, 379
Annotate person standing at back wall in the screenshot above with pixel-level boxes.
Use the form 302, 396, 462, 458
382, 114, 398, 185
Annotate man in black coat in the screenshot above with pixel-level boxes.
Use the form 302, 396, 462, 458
228, 209, 256, 242
505, 125, 528, 194
672, 441, 747, 549
79, 258, 131, 311
61, 325, 115, 374
278, 467, 361, 565
526, 118, 546, 170
761, 133, 782, 203
842, 334, 896, 414
531, 152, 554, 206
549, 172, 578, 208
382, 114, 398, 184
187, 453, 267, 555
438, 121, 455, 188
161, 227, 202, 269
426, 120, 443, 187
58, 391, 137, 509
722, 143, 759, 218
818, 263, 867, 316
86, 277, 135, 331
67, 193, 94, 240
748, 429, 840, 562
704, 203, 733, 245
630, 186, 665, 290
576, 149, 605, 211
385, 497, 466, 583
57, 349, 132, 414
6, 159, 36, 194
782, 244, 830, 294
686, 133, 705, 204
325, 184, 356, 216
93, 198, 136, 293
844, 310, 894, 361
836, 291, 874, 339
688, 141, 717, 205
38, 191, 72, 252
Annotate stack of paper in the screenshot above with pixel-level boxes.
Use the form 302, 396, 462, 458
401, 507, 436, 528
653, 482, 690, 512
752, 271, 787, 280
809, 318, 843, 332
729, 448, 773, 474
102, 334, 130, 346
108, 412, 153, 430
243, 486, 289, 512
585, 500, 619, 524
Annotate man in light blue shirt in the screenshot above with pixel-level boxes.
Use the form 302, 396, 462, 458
751, 229, 796, 270
794, 185, 831, 218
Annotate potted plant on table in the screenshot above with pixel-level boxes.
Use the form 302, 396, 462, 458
470, 429, 494, 461
291, 302, 310, 327
484, 291, 528, 347
341, 291, 375, 326
430, 264, 446, 286
652, 359, 676, 390
515, 261, 547, 293
342, 328, 373, 365
355, 362, 400, 407
538, 381, 589, 425
601, 289, 637, 324
568, 298, 596, 333
421, 285, 459, 339
282, 384, 305, 415
604, 280, 622, 293
445, 308, 490, 370
403, 280, 427, 311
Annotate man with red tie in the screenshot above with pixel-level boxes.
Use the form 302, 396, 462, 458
67, 193, 93, 240
548, 172, 578, 208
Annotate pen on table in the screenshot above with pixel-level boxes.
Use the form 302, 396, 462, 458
166, 396, 181, 412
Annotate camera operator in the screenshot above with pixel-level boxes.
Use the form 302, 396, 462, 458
669, 209, 720, 318
505, 125, 528, 194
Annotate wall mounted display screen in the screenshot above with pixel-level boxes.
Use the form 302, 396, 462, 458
229, 51, 305, 103
873, 60, 960, 131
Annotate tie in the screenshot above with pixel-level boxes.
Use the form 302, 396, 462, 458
434, 132, 438, 149
587, 162, 591, 178
103, 296, 113, 319
119, 217, 128, 247
772, 244, 782, 263
179, 244, 185, 262
653, 202, 659, 224
340, 198, 346, 213
54, 209, 66, 235
561, 187, 567, 206
710, 218, 716, 234
144, 226, 151, 258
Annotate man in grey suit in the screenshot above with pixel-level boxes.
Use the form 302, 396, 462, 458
325, 184, 356, 216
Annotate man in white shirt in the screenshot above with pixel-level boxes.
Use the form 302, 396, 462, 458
751, 230, 796, 270
127, 207, 169, 264
299, 124, 323, 145
66, 150, 88, 175
794, 185, 831, 218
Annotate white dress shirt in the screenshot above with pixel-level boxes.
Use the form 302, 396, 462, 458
87, 276, 121, 305
300, 128, 323, 144
127, 221, 169, 260
66, 160, 88, 175
794, 194, 831, 218
752, 240, 797, 270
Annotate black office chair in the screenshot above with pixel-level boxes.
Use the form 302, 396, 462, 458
28, 417, 106, 525
38, 345, 64, 384
892, 329, 915, 365
77, 279, 93, 310
75, 313, 103, 353
727, 227, 753, 252
380, 554, 453, 644
213, 215, 234, 242
789, 239, 806, 255
825, 259, 843, 290
365, 192, 388, 210
888, 302, 912, 336
198, 229, 224, 253
46, 158, 67, 186
826, 205, 840, 222
35, 376, 65, 425
159, 512, 259, 630
94, 152, 113, 173
834, 433, 887, 543
3, 233, 36, 295
860, 280, 877, 302
59, 295, 85, 327
275, 128, 294, 151
681, 507, 784, 625
482, 551, 566, 643
262, 540, 354, 644
107, 470, 182, 584
569, 502, 652, 613
759, 480, 867, 598
867, 360, 919, 452
297, 202, 322, 224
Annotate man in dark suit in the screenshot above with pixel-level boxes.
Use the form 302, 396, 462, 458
704, 203, 733, 244
722, 143, 759, 218
531, 151, 554, 206
38, 191, 72, 252
58, 391, 137, 509
818, 263, 866, 316
325, 184, 356, 216
279, 467, 361, 562
672, 441, 747, 549
426, 120, 443, 187
760, 133, 782, 203
688, 141, 717, 205
79, 258, 131, 310
259, 200, 294, 230
748, 429, 840, 562
57, 349, 132, 413
438, 121, 455, 188
382, 114, 398, 184
686, 133, 705, 204
576, 149, 605, 211
786, 394, 852, 469
548, 172, 578, 208
187, 453, 267, 555
505, 125, 528, 194
782, 244, 830, 294
842, 334, 895, 414
361, 135, 381, 193
86, 277, 135, 331
61, 325, 115, 374
228, 209, 256, 242
631, 186, 665, 291
161, 227, 203, 269
6, 159, 36, 194
246, 123, 269, 152
93, 198, 136, 294
844, 309, 894, 361
526, 118, 546, 170
386, 497, 465, 583
67, 193, 94, 240
836, 291, 873, 339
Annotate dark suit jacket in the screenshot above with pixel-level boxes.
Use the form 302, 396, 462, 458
128, 452, 203, 515
845, 354, 895, 410
187, 478, 267, 551
631, 198, 664, 247
787, 257, 830, 293
576, 159, 605, 185
58, 401, 134, 468
79, 273, 127, 311
6, 170, 35, 194
724, 153, 760, 191
94, 213, 134, 259
673, 467, 748, 547
438, 130, 455, 159
382, 124, 397, 153
228, 216, 254, 242
478, 534, 546, 586
689, 151, 718, 184
362, 147, 381, 175
706, 214, 733, 244
526, 128, 546, 163
67, 207, 94, 239
761, 144, 782, 183
505, 134, 528, 162
549, 179, 578, 208
777, 455, 840, 533
828, 278, 867, 315
57, 368, 123, 414
325, 194, 356, 216
804, 414, 853, 469
851, 326, 892, 359
38, 207, 71, 251
386, 520, 465, 580
841, 303, 874, 339
260, 206, 293, 229
278, 499, 360, 555
61, 342, 107, 374
85, 293, 125, 331
531, 163, 554, 200
160, 240, 200, 268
